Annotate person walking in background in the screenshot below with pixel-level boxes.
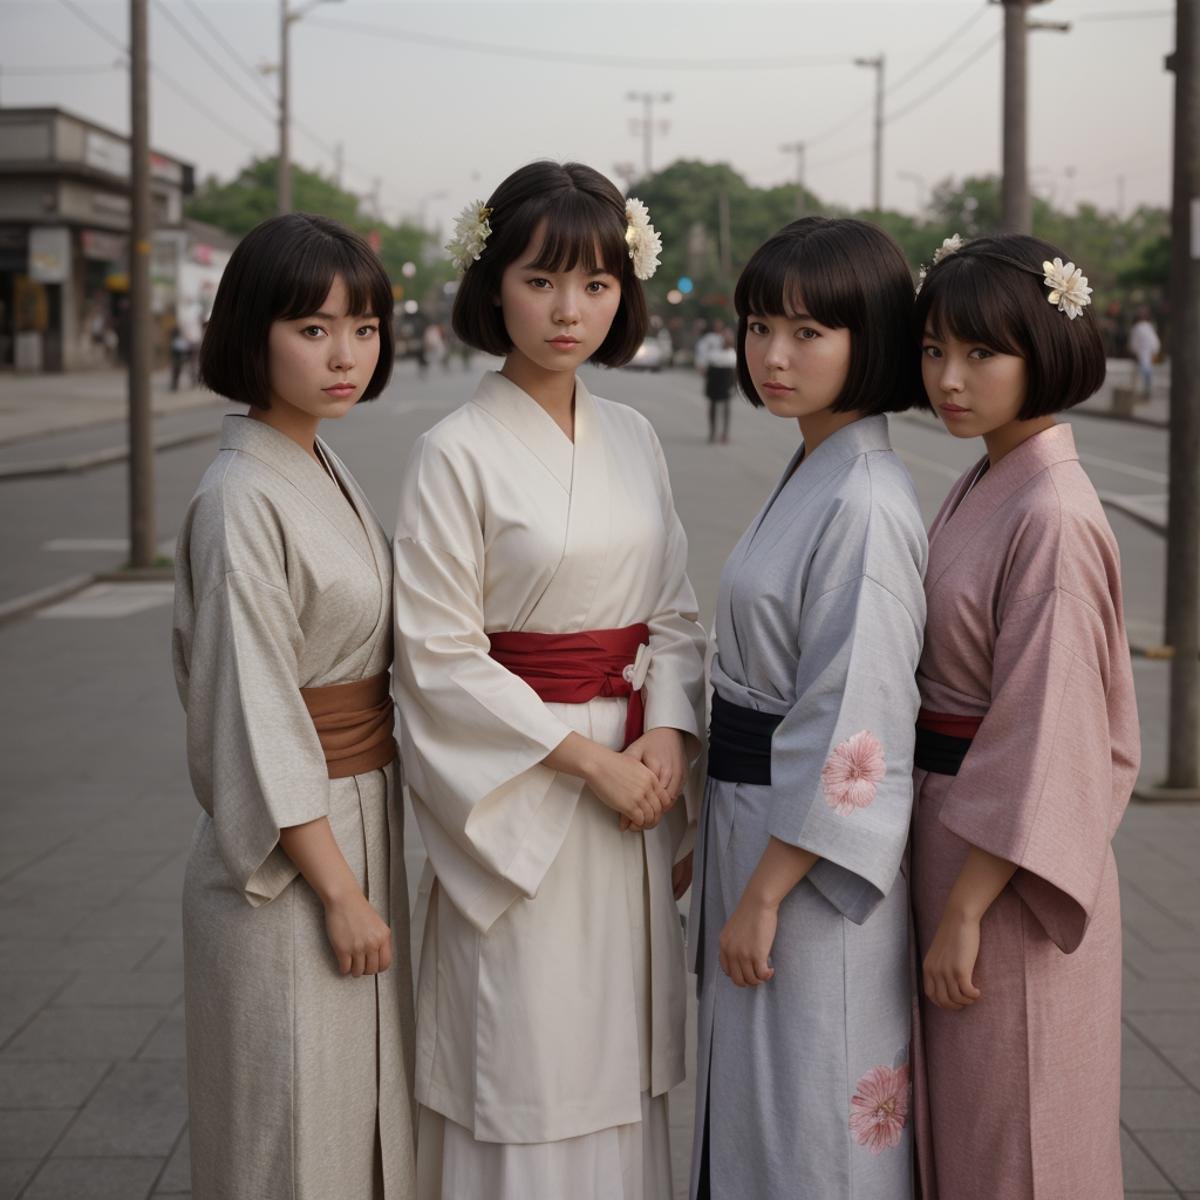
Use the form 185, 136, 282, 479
911, 234, 1139, 1200
703, 327, 737, 443
172, 213, 417, 1199
1127, 307, 1161, 398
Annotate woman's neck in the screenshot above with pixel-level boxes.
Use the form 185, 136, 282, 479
248, 401, 322, 462
982, 414, 1056, 465
500, 351, 576, 441
796, 407, 863, 459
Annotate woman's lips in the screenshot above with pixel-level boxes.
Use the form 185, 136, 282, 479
761, 381, 794, 394
547, 337, 580, 350
939, 402, 970, 416
324, 384, 357, 398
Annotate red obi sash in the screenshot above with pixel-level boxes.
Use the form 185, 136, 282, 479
487, 624, 651, 750
916, 709, 984, 739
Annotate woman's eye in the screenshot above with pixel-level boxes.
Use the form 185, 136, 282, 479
528, 277, 551, 289
921, 345, 941, 359
747, 321, 768, 336
586, 281, 608, 294
969, 347, 993, 360
357, 324, 379, 337
797, 327, 819, 340
301, 326, 325, 338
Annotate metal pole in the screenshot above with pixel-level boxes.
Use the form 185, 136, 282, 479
278, 0, 291, 214
643, 93, 652, 178
718, 189, 732, 283
1164, 0, 1200, 793
873, 55, 885, 211
1001, 0, 1031, 233
129, 0, 155, 567
781, 142, 806, 217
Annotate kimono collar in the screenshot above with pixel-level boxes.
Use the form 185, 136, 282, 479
469, 371, 586, 492
219, 413, 373, 568
926, 420, 1079, 589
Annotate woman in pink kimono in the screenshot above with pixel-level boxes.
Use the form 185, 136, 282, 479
910, 234, 1140, 1200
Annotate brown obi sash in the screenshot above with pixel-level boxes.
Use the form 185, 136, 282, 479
915, 708, 984, 776
299, 671, 396, 780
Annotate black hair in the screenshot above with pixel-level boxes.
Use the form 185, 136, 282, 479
913, 233, 1106, 416
733, 216, 921, 414
199, 213, 395, 409
451, 161, 648, 367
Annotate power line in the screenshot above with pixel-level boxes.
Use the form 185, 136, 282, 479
1, 63, 121, 76
886, 30, 1002, 125
182, 0, 277, 104
304, 16, 851, 70
886, 3, 990, 95
1074, 9, 1172, 21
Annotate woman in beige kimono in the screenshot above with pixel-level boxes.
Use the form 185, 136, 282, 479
392, 162, 707, 1200
910, 234, 1140, 1199
172, 214, 416, 1199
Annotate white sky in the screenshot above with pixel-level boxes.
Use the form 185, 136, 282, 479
0, 0, 1175, 234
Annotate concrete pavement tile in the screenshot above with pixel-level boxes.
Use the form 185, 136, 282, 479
155, 1133, 188, 1193
135, 935, 183, 973
52, 971, 182, 1009
0, 1107, 74, 1157
125, 855, 187, 902
0, 937, 161, 973
0, 1060, 110, 1108
71, 900, 180, 942
0, 904, 87, 941
1122, 1035, 1192, 1089
1122, 1128, 1176, 1190
8, 850, 174, 888
1124, 979, 1200, 1011
1138, 1130, 1200, 1189
22, 1156, 162, 1200
1126, 1011, 1200, 1050
54, 1061, 186, 1158
1124, 936, 1200, 981
1163, 1045, 1200, 1090
136, 1006, 185, 1062
1121, 1086, 1200, 1130
1, 1007, 165, 1061
0, 972, 72, 1046
0, 1160, 39, 1200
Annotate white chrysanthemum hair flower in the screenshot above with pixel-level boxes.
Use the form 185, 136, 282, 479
931, 233, 964, 266
624, 197, 662, 281
1042, 257, 1093, 320
445, 201, 492, 274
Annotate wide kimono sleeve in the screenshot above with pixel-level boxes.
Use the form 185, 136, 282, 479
936, 508, 1140, 953
172, 499, 330, 907
768, 498, 926, 925
392, 434, 577, 932
642, 427, 708, 766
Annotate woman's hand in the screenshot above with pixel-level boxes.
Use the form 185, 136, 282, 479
324, 891, 393, 978
718, 893, 778, 988
923, 909, 982, 1010
584, 745, 674, 830
672, 851, 694, 900
620, 727, 688, 832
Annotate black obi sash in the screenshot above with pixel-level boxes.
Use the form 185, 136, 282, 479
707, 692, 784, 785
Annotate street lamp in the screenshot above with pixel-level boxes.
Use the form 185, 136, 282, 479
278, 0, 343, 214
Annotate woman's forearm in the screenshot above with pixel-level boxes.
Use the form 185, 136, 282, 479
542, 730, 603, 783
278, 817, 362, 906
743, 836, 819, 909
944, 845, 1018, 921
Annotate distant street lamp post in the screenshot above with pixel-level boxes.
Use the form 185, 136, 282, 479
780, 142, 807, 217
626, 92, 672, 180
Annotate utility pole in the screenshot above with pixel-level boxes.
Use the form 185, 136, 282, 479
717, 189, 732, 283
129, 0, 155, 568
1158, 0, 1200, 799
780, 141, 807, 217
626, 91, 672, 179
996, 0, 1069, 233
278, 0, 291, 213
334, 141, 344, 190
854, 55, 885, 211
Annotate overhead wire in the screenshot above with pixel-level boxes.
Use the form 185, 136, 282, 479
181, 0, 278, 104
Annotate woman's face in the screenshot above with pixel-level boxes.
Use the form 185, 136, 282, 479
743, 293, 852, 419
497, 221, 622, 374
920, 327, 1028, 438
266, 274, 382, 421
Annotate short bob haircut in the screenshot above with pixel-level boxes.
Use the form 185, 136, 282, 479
914, 233, 1106, 417
451, 161, 648, 367
733, 216, 922, 414
199, 213, 395, 409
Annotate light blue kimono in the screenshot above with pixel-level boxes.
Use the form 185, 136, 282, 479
688, 415, 927, 1200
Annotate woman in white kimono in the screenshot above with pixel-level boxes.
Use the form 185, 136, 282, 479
689, 218, 927, 1199
172, 214, 416, 1199
392, 162, 707, 1200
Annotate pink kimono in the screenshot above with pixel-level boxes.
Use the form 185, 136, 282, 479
910, 423, 1140, 1200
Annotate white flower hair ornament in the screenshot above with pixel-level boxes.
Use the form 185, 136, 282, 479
1042, 257, 1093, 320
916, 233, 964, 294
446, 200, 492, 274
624, 197, 662, 281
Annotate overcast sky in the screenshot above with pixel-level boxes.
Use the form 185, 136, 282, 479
0, 0, 1175, 234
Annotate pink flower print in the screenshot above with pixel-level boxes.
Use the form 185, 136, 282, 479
850, 1064, 910, 1154
821, 730, 886, 815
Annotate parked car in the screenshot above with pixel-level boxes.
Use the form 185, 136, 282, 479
625, 338, 664, 372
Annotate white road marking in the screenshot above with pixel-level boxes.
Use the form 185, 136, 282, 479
36, 582, 174, 619
1076, 453, 1167, 485
43, 537, 176, 554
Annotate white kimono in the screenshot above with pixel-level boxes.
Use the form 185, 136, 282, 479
392, 373, 706, 1193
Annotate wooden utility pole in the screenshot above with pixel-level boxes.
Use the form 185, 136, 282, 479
854, 55, 885, 211
781, 141, 807, 217
626, 91, 672, 179
128, 0, 155, 567
1163, 0, 1200, 796
278, 0, 291, 213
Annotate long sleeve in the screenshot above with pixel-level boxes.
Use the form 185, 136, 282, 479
174, 570, 330, 906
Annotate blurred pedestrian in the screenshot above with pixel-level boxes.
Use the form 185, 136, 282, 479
421, 321, 445, 376
173, 213, 417, 1199
704, 327, 736, 443
1127, 307, 1160, 397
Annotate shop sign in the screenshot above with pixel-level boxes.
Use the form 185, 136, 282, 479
28, 226, 70, 283
81, 229, 127, 263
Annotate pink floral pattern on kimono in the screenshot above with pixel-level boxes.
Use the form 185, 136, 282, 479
850, 1063, 910, 1154
821, 729, 886, 815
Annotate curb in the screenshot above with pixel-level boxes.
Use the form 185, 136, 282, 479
1071, 406, 1167, 431
1099, 495, 1166, 537
0, 573, 96, 626
0, 427, 217, 481
1132, 783, 1200, 804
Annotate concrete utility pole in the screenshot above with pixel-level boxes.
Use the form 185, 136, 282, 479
781, 141, 807, 217
128, 0, 155, 568
626, 91, 672, 179
1162, 0, 1200, 797
996, 0, 1069, 233
854, 55, 885, 211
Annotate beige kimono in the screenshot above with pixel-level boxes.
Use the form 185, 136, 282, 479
392, 373, 706, 1193
172, 414, 416, 1199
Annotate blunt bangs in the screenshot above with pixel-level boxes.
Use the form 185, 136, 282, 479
733, 217, 922, 414
451, 160, 648, 366
199, 213, 395, 409
913, 234, 1107, 417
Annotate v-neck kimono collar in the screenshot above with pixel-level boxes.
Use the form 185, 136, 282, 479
469, 371, 583, 492
219, 414, 373, 569
926, 420, 1079, 590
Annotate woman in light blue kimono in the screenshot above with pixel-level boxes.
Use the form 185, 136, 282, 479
689, 217, 927, 1200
